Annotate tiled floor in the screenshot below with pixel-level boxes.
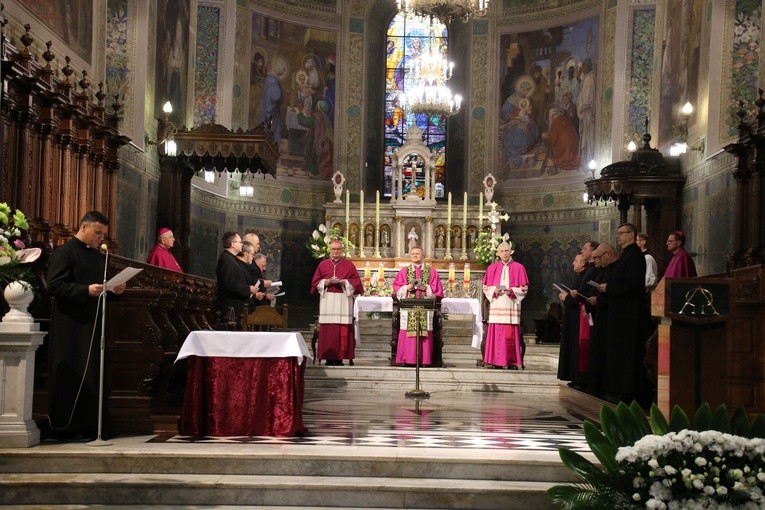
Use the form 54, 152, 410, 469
167, 387, 592, 452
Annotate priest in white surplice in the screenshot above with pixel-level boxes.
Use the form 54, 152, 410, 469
310, 239, 364, 366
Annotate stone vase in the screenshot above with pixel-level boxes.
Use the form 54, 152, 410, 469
2, 280, 35, 323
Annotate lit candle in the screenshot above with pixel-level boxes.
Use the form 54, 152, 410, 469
360, 190, 364, 225
463, 192, 467, 226
345, 190, 350, 230
364, 263, 371, 280
463, 263, 470, 282
375, 190, 380, 225
448, 263, 455, 282
377, 263, 385, 282
478, 193, 483, 227
447, 192, 452, 225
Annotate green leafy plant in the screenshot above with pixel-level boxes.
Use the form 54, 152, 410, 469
306, 223, 355, 260
472, 231, 508, 264
548, 402, 765, 509
0, 203, 41, 288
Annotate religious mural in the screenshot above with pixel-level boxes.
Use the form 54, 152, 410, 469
498, 16, 599, 182
155, 0, 191, 125
19, 0, 93, 63
249, 14, 337, 180
658, 0, 702, 145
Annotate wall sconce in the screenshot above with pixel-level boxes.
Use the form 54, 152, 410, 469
239, 174, 254, 197
145, 101, 178, 156
670, 101, 704, 156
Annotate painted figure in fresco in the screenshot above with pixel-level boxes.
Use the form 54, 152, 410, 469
249, 50, 267, 128
577, 58, 596, 168
529, 64, 553, 131
298, 99, 334, 179
325, 54, 336, 122
560, 91, 580, 135
258, 59, 286, 145
501, 77, 539, 168
542, 106, 581, 171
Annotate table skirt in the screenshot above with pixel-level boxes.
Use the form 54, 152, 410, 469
178, 356, 308, 437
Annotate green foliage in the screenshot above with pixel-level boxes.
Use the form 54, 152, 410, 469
547, 401, 765, 508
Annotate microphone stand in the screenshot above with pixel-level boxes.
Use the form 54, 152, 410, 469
88, 245, 111, 447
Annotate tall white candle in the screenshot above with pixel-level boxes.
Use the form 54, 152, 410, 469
447, 192, 452, 225
463, 192, 467, 226
345, 190, 350, 228
360, 190, 364, 225
478, 193, 483, 227
375, 190, 380, 225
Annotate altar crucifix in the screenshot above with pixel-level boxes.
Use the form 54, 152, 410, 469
481, 201, 509, 235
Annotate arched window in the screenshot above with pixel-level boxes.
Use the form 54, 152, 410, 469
384, 12, 448, 199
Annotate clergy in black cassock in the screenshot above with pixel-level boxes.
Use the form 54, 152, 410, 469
47, 211, 126, 440
601, 223, 649, 404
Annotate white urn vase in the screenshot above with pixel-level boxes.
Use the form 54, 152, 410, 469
2, 280, 35, 323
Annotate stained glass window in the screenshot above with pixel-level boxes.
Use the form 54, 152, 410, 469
384, 12, 448, 199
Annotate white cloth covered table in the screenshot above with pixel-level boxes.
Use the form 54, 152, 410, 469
352, 296, 394, 344
440, 297, 483, 349
176, 331, 312, 365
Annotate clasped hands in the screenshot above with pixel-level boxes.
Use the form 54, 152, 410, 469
407, 283, 427, 292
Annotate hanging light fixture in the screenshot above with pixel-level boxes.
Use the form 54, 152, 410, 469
404, 24, 462, 118
397, 0, 489, 24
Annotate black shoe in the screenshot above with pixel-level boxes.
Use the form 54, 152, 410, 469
348, 360, 354, 366
507, 365, 519, 370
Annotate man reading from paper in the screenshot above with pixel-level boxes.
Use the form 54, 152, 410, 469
310, 239, 364, 366
482, 241, 529, 370
46, 210, 126, 441
392, 246, 443, 367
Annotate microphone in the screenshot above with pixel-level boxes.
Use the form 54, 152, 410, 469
100, 243, 109, 254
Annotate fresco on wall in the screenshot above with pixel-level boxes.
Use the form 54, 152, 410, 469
724, 1, 761, 139
658, 0, 702, 145
155, 0, 191, 125
248, 14, 337, 180
497, 16, 599, 183
106, 0, 129, 130
20, 0, 93, 63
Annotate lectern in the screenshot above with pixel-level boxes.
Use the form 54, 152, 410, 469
398, 297, 437, 399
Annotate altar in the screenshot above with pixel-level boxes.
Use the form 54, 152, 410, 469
324, 126, 507, 263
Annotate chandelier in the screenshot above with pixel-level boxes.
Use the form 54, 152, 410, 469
397, 0, 489, 24
405, 32, 462, 117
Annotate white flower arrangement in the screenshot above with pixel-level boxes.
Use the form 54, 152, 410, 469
305, 223, 355, 260
0, 203, 41, 288
472, 231, 509, 264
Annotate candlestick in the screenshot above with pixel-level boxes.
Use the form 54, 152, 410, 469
447, 192, 452, 225
463, 192, 467, 226
345, 190, 350, 233
478, 193, 483, 227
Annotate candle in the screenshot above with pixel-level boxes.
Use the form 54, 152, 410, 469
463, 192, 468, 226
375, 190, 380, 225
377, 264, 384, 282
345, 190, 350, 229
360, 190, 364, 225
478, 193, 483, 227
463, 263, 470, 282
447, 192, 452, 225
448, 264, 455, 282
364, 263, 371, 280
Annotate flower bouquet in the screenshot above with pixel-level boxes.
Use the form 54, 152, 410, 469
306, 223, 355, 260
472, 231, 509, 264
548, 401, 765, 509
0, 203, 42, 289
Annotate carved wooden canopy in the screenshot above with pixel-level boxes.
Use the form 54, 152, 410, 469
172, 123, 280, 178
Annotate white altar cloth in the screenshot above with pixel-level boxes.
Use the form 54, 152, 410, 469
176, 331, 312, 365
440, 298, 483, 349
353, 296, 394, 344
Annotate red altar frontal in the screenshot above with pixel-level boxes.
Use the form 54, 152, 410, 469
176, 331, 311, 438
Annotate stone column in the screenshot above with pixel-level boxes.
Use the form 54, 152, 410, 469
0, 323, 45, 447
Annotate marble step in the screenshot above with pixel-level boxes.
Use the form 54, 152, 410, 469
0, 443, 577, 509
0, 472, 559, 509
